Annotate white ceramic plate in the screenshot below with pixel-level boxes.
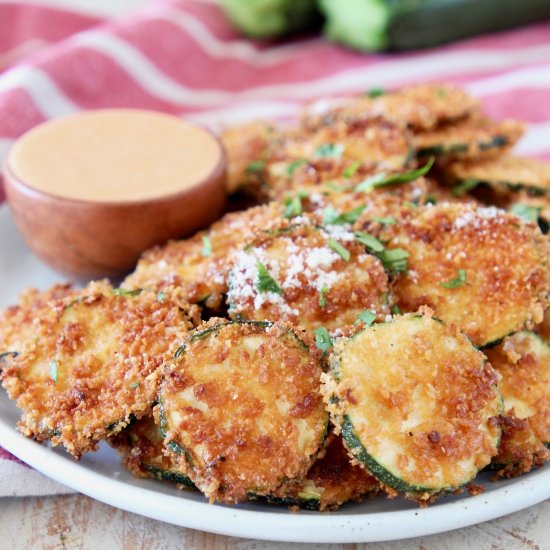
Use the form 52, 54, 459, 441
0, 204, 549, 543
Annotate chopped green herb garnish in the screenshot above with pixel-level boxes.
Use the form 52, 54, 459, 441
323, 205, 366, 225
129, 382, 140, 389
112, 288, 141, 297
174, 345, 186, 359
510, 203, 541, 223
49, 360, 58, 383
365, 87, 385, 98
437, 88, 447, 98
392, 304, 401, 315
315, 143, 344, 159
377, 248, 409, 273
328, 239, 350, 262
404, 201, 418, 209
286, 159, 308, 176
324, 182, 347, 192
440, 269, 467, 289
354, 231, 385, 253
201, 235, 212, 257
157, 291, 165, 303
284, 190, 308, 219
452, 178, 479, 197
343, 161, 361, 178
372, 216, 396, 225
314, 327, 332, 352
257, 261, 282, 294
356, 310, 376, 326
319, 286, 329, 308
246, 160, 265, 174
355, 158, 434, 193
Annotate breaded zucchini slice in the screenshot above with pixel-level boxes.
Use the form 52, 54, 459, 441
387, 203, 550, 346
445, 155, 550, 197
227, 222, 391, 332
220, 120, 278, 194
301, 83, 479, 130
123, 202, 285, 310
485, 331, 550, 449
414, 117, 524, 161
321, 311, 502, 500
0, 285, 196, 458
266, 434, 380, 511
159, 319, 328, 504
110, 415, 194, 487
0, 283, 78, 355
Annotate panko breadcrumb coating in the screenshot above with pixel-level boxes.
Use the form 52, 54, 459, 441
0, 284, 198, 458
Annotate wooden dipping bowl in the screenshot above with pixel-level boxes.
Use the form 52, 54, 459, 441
3, 110, 226, 279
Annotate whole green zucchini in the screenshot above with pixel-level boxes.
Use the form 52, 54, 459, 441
319, 0, 550, 51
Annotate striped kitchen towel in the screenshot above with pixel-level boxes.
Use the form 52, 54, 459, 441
1, 0, 550, 496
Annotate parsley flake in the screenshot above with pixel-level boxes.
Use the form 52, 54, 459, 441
319, 286, 329, 308
315, 143, 344, 159
112, 288, 141, 297
356, 310, 376, 326
257, 261, 282, 294
510, 203, 541, 223
323, 205, 366, 225
49, 360, 58, 383
440, 269, 467, 289
246, 160, 265, 174
157, 291, 165, 303
328, 239, 350, 262
284, 190, 308, 219
452, 178, 479, 197
355, 158, 434, 192
392, 304, 401, 315
314, 327, 333, 352
286, 159, 308, 176
354, 231, 385, 253
201, 235, 212, 257
129, 382, 140, 389
343, 161, 361, 178
372, 216, 396, 225
377, 248, 409, 273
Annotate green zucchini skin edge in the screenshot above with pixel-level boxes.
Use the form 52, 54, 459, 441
252, 493, 321, 511
142, 464, 196, 488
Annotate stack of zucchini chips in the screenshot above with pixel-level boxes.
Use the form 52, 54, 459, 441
1, 83, 549, 510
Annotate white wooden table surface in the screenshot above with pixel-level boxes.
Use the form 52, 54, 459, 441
0, 495, 548, 549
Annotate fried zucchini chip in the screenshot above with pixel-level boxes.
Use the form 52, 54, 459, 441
445, 155, 550, 197
227, 222, 391, 333
159, 320, 328, 504
387, 203, 550, 346
220, 120, 278, 194
321, 310, 502, 501
414, 117, 524, 161
266, 434, 380, 511
302, 83, 479, 130
123, 202, 286, 310
0, 285, 196, 458
485, 331, 550, 478
110, 415, 194, 487
0, 283, 77, 355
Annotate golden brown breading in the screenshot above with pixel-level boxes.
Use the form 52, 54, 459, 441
321, 309, 502, 500
227, 222, 391, 333
485, 331, 550, 478
0, 285, 196, 458
269, 433, 380, 511
0, 283, 78, 354
414, 116, 524, 161
301, 83, 479, 130
159, 319, 328, 504
386, 203, 550, 346
537, 308, 550, 342
109, 414, 194, 487
220, 120, 278, 194
123, 202, 286, 310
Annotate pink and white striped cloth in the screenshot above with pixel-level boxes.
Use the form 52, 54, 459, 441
1, 0, 550, 496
